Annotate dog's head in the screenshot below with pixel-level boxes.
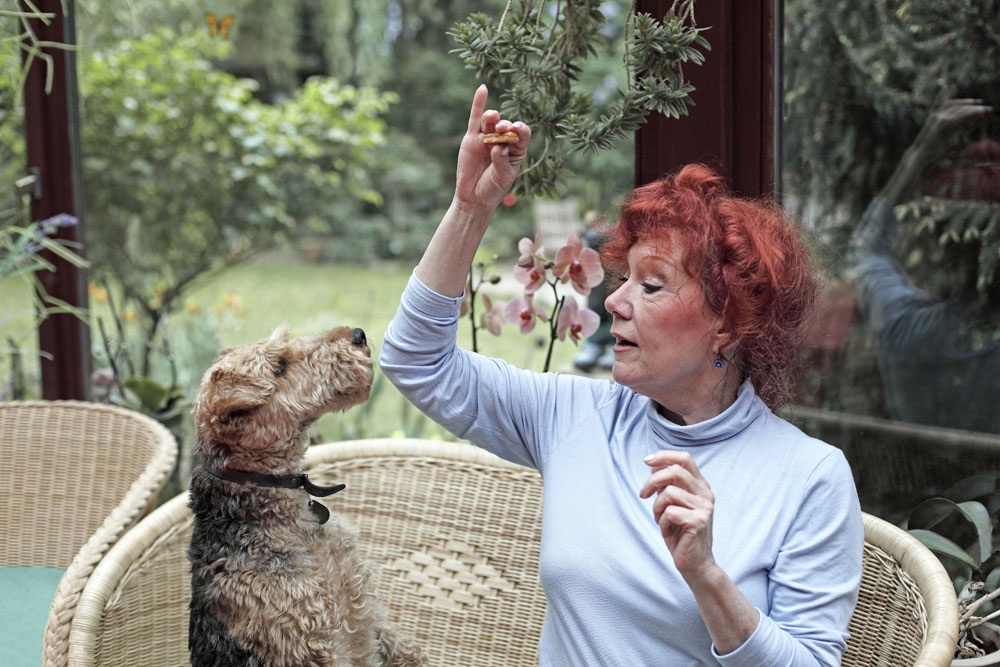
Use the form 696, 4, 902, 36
193, 324, 373, 468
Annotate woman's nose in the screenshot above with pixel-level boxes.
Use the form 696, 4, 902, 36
605, 286, 627, 319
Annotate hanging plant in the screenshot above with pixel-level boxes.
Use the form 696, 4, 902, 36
449, 0, 709, 197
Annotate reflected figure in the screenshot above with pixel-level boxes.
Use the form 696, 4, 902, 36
848, 99, 1000, 434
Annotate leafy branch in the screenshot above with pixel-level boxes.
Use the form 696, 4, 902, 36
449, 0, 709, 197
1, 1, 77, 103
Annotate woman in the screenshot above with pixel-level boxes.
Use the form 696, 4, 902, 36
379, 85, 863, 666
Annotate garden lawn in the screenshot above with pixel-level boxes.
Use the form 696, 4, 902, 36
181, 255, 587, 442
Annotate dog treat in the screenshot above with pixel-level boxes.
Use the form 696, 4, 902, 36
483, 130, 519, 145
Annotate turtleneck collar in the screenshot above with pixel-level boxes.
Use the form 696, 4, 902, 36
645, 380, 765, 447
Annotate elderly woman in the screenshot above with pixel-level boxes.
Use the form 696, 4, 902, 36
379, 86, 863, 666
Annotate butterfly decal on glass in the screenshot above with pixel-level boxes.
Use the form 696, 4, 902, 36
205, 12, 235, 40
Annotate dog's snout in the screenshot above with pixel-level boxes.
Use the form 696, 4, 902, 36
350, 328, 367, 347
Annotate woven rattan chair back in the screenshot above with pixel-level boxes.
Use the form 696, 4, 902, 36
69, 438, 961, 666
69, 438, 546, 666
843, 513, 959, 667
0, 400, 177, 667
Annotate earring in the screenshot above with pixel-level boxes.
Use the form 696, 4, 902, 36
713, 358, 725, 368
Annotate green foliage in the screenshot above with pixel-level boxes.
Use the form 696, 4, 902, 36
79, 29, 394, 370
906, 472, 1000, 655
783, 0, 1000, 276
74, 0, 634, 265
896, 197, 1000, 298
0, 214, 89, 399
449, 0, 708, 197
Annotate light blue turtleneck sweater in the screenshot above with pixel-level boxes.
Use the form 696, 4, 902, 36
379, 273, 863, 666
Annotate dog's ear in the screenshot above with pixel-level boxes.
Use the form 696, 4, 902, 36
206, 369, 273, 424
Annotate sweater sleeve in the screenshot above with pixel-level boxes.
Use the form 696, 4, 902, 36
714, 449, 864, 667
378, 272, 606, 471
847, 200, 937, 338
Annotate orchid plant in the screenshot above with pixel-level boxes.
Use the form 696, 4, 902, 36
463, 234, 604, 372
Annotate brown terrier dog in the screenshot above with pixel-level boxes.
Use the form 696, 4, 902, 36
188, 324, 421, 667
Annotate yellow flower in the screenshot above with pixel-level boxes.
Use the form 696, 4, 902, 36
91, 286, 108, 303
186, 299, 200, 314
123, 307, 138, 323
213, 305, 224, 316
222, 292, 244, 314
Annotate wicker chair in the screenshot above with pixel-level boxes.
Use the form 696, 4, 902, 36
68, 438, 960, 666
0, 400, 177, 667
843, 513, 960, 667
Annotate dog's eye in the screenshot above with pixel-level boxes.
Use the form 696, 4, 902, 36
274, 359, 288, 377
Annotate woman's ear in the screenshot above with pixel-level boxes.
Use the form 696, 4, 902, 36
713, 327, 735, 357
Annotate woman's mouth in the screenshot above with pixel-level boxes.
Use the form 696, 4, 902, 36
613, 335, 637, 349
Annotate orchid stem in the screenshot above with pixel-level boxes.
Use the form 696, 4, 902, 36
965, 585, 1000, 621
468, 266, 478, 353
543, 282, 564, 372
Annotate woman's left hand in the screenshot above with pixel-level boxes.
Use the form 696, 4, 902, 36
453, 85, 531, 214
639, 450, 717, 581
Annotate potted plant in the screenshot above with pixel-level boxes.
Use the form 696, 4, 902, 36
906, 472, 1000, 664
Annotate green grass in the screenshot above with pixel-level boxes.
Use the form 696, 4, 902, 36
183, 254, 582, 442
1, 253, 588, 443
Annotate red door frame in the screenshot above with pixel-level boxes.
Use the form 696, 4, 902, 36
21, 0, 91, 400
635, 0, 777, 198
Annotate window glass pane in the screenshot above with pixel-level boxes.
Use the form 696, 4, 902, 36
1, 2, 633, 424
782, 1, 1000, 517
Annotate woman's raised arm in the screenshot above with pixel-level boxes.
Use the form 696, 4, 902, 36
414, 84, 531, 297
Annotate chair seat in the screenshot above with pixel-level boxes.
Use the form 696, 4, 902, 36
0, 566, 66, 666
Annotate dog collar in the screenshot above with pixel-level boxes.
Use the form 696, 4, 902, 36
202, 465, 345, 524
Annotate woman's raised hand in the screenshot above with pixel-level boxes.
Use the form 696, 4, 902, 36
453, 84, 531, 214
639, 450, 718, 582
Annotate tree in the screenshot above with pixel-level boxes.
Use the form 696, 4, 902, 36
449, 0, 708, 197
79, 29, 393, 373
782, 0, 1000, 291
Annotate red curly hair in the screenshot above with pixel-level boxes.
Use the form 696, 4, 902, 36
600, 164, 817, 409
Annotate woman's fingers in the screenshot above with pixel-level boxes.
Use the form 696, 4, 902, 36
466, 84, 489, 133
650, 481, 709, 520
639, 451, 711, 499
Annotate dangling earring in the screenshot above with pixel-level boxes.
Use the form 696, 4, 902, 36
713, 357, 725, 368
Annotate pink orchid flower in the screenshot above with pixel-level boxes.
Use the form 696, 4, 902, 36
505, 296, 548, 334
517, 234, 545, 265
553, 235, 604, 296
514, 259, 547, 295
556, 297, 600, 343
479, 294, 506, 336
514, 235, 547, 295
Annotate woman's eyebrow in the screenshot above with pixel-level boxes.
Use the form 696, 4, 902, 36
634, 255, 674, 279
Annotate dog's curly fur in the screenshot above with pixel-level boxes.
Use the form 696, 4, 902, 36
187, 324, 421, 667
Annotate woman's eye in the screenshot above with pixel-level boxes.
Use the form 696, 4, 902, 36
641, 282, 662, 294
